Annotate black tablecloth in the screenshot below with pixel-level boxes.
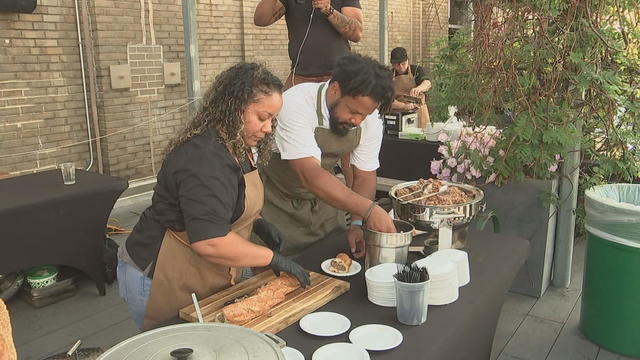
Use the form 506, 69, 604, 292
378, 136, 441, 181
159, 229, 528, 359
0, 169, 128, 295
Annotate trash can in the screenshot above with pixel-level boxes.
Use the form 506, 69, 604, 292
581, 184, 640, 357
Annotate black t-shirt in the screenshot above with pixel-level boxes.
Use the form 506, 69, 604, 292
124, 128, 252, 276
281, 0, 361, 76
394, 64, 428, 86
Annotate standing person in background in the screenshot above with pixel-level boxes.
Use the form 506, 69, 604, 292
254, 0, 364, 90
389, 46, 431, 128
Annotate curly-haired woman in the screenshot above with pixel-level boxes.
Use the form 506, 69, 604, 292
117, 63, 310, 330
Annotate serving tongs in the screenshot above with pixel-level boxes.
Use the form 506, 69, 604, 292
396, 183, 434, 201
400, 185, 449, 204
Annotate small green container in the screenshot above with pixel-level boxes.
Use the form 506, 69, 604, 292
26, 265, 59, 289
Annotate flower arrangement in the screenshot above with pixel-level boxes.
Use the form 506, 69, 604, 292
430, 125, 562, 185
430, 128, 500, 185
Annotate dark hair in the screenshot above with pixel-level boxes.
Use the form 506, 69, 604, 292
166, 63, 283, 166
330, 53, 394, 114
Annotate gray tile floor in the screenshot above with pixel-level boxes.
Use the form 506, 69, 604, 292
5, 193, 639, 359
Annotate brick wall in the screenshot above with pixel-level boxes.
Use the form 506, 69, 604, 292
0, 0, 448, 180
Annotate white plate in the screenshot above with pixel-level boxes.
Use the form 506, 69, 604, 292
321, 258, 362, 277
365, 263, 400, 283
282, 346, 305, 360
312, 342, 370, 360
299, 312, 351, 337
349, 324, 403, 351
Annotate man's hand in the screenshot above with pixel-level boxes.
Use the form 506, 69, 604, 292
410, 87, 422, 97
312, 0, 331, 14
347, 225, 366, 258
404, 102, 418, 111
365, 205, 397, 233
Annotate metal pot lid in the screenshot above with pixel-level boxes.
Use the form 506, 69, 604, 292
98, 323, 285, 360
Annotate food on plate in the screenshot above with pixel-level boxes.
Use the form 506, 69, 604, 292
329, 253, 353, 273
222, 273, 301, 325
395, 178, 474, 206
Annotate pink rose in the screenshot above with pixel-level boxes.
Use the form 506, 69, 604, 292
555, 154, 561, 161
548, 163, 558, 172
441, 167, 452, 180
457, 163, 466, 174
437, 133, 449, 142
499, 149, 505, 157
470, 166, 482, 178
447, 157, 458, 168
451, 173, 459, 182
487, 173, 497, 183
438, 145, 449, 157
430, 160, 443, 175
486, 156, 495, 165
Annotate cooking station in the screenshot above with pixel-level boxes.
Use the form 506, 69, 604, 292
153, 228, 528, 359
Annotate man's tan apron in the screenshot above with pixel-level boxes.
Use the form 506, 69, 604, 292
393, 65, 430, 128
259, 83, 361, 256
142, 169, 264, 330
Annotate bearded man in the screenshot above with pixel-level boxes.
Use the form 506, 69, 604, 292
258, 54, 397, 258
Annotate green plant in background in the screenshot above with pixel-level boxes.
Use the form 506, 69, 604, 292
427, 0, 640, 233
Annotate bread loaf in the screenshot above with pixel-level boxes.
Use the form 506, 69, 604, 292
329, 253, 352, 273
0, 300, 17, 360
222, 273, 301, 325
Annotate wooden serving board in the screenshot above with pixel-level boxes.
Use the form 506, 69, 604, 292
179, 270, 350, 334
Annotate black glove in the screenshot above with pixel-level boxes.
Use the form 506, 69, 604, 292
253, 218, 284, 252
269, 252, 311, 288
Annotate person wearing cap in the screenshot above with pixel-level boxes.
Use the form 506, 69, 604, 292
257, 54, 397, 259
253, 0, 364, 90
389, 46, 431, 127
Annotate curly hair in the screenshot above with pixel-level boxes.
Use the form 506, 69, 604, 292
331, 53, 395, 114
166, 63, 283, 166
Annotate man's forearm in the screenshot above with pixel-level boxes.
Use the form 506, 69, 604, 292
295, 161, 372, 217
416, 80, 432, 93
326, 10, 363, 42
350, 169, 377, 221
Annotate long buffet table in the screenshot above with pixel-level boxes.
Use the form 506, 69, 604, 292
163, 229, 528, 359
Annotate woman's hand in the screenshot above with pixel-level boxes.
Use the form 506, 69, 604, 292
253, 218, 283, 252
269, 252, 311, 288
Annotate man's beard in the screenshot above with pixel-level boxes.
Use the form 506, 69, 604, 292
328, 102, 353, 137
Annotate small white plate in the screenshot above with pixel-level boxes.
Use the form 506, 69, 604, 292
312, 342, 370, 360
321, 258, 362, 277
282, 346, 305, 360
349, 324, 403, 351
299, 312, 351, 337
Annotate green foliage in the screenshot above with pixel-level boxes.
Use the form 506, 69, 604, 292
428, 0, 640, 192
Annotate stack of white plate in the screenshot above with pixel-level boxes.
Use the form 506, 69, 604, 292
428, 249, 470, 286
364, 263, 400, 307
413, 256, 459, 305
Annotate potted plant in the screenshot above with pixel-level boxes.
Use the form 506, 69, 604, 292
425, 0, 640, 297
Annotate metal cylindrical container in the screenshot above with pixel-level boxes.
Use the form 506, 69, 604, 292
364, 219, 414, 270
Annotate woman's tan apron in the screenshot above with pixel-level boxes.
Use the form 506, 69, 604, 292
259, 83, 361, 256
393, 65, 430, 128
142, 169, 264, 330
